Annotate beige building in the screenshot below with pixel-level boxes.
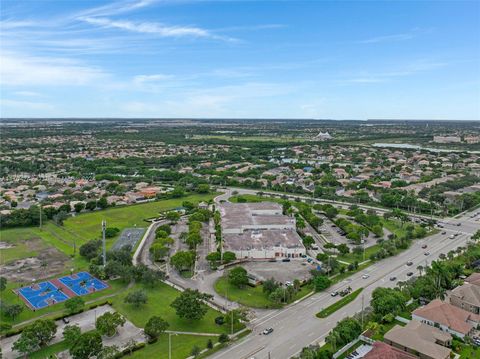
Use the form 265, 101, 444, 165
384, 320, 452, 359
449, 282, 480, 315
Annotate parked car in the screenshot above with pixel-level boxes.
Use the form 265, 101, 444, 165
62, 317, 70, 324
282, 258, 290, 262
263, 328, 274, 335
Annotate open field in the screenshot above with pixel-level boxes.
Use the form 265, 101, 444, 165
0, 194, 217, 282
111, 282, 241, 334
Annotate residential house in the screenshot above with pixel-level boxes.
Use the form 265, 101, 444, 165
383, 320, 452, 359
412, 299, 480, 338
449, 282, 480, 315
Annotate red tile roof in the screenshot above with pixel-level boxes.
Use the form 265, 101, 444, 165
363, 342, 417, 359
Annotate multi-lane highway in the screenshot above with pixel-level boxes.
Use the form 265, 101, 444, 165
210, 204, 478, 359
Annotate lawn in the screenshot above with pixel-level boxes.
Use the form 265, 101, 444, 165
29, 340, 69, 359
131, 334, 218, 359
214, 277, 276, 309
316, 288, 363, 318
228, 194, 283, 204
111, 282, 242, 334
0, 193, 217, 264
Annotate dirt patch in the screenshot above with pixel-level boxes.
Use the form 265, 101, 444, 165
25, 237, 46, 251
0, 241, 14, 249
0, 246, 70, 282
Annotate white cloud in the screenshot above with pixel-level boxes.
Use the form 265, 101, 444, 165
1, 99, 54, 110
79, 17, 236, 41
0, 51, 108, 86
133, 74, 174, 83
76, 0, 157, 18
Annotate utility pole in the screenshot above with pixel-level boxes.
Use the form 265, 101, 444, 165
102, 220, 107, 268
39, 205, 42, 229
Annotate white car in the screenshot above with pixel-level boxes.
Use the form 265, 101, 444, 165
362, 274, 370, 279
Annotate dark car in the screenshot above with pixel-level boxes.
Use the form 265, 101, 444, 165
390, 276, 397, 281
62, 317, 70, 324
421, 244, 427, 249
406, 272, 414, 276
282, 258, 291, 262
456, 223, 461, 226
406, 261, 413, 266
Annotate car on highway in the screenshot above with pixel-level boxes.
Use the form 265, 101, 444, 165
390, 276, 397, 281
449, 234, 455, 239
362, 274, 370, 279
441, 231, 447, 235
406, 261, 413, 266
282, 258, 290, 262
331, 291, 339, 297
263, 328, 274, 335
421, 244, 427, 249
424, 252, 430, 256
406, 272, 414, 276
456, 223, 461, 226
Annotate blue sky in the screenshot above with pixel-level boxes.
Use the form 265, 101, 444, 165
1, 0, 479, 120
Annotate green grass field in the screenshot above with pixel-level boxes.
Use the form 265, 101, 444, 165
111, 282, 242, 334
316, 288, 363, 318
214, 277, 275, 309
0, 193, 217, 268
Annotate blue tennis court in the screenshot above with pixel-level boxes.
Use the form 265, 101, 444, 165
17, 281, 70, 310
58, 271, 108, 296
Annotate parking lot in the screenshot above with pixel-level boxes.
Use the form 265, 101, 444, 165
242, 259, 315, 284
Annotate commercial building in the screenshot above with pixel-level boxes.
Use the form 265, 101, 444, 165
219, 202, 305, 259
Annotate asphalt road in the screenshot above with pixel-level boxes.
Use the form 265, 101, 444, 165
209, 211, 478, 359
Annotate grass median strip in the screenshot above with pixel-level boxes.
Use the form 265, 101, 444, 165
316, 288, 363, 318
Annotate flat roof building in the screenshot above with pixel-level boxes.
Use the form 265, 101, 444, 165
220, 202, 305, 259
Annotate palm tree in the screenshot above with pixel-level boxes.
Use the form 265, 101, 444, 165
417, 265, 424, 276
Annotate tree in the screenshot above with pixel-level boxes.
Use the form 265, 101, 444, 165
228, 267, 249, 288
222, 251, 236, 263
74, 202, 85, 213
218, 333, 229, 343
144, 316, 169, 340
70, 331, 103, 359
150, 243, 169, 261
97, 345, 120, 359
371, 287, 407, 317
302, 235, 315, 249
85, 200, 97, 211
0, 276, 6, 291
207, 339, 213, 349
170, 250, 196, 272
63, 324, 81, 347
313, 275, 332, 292
263, 278, 279, 294
3, 303, 23, 320
104, 227, 120, 238
336, 243, 350, 255
124, 290, 148, 308
64, 296, 85, 313
170, 289, 213, 321
97, 197, 108, 209
191, 345, 201, 357
79, 240, 101, 260
166, 211, 181, 224
95, 312, 126, 337
13, 319, 57, 355
197, 184, 210, 193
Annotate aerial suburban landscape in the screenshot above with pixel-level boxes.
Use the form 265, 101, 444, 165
0, 1, 479, 359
